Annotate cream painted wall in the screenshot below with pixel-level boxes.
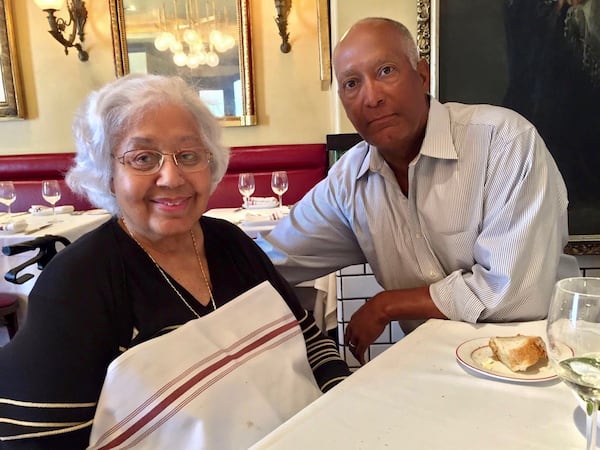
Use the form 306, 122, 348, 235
0, 0, 417, 156
1, 1, 129, 155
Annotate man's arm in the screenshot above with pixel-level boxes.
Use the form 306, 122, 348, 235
344, 286, 447, 364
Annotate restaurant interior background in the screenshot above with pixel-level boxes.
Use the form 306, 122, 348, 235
1, 0, 413, 153
0, 0, 417, 362
3, 0, 598, 364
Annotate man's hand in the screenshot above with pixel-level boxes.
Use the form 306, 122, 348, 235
344, 295, 389, 365
344, 286, 446, 365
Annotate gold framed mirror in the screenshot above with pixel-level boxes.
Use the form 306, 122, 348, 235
109, 0, 256, 127
0, 0, 24, 120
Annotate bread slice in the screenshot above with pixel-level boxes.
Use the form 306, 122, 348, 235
488, 335, 548, 372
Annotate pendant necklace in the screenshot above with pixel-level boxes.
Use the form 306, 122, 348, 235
121, 219, 217, 316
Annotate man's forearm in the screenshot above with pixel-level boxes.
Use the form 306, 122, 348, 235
344, 286, 448, 365
375, 286, 448, 322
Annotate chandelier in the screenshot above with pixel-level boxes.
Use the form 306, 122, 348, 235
153, 0, 236, 69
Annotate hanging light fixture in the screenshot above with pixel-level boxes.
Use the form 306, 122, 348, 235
33, 0, 89, 61
153, 0, 235, 69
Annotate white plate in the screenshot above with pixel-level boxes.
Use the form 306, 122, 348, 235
240, 219, 280, 227
242, 203, 278, 210
84, 209, 110, 215
455, 337, 557, 383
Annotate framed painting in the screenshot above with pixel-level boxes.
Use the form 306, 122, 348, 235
0, 0, 24, 120
417, 0, 600, 254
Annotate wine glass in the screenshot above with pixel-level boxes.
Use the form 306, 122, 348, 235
0, 181, 16, 220
238, 173, 255, 208
42, 180, 62, 223
547, 277, 600, 450
271, 171, 289, 209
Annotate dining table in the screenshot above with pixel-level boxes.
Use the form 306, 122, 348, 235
0, 209, 112, 321
203, 207, 337, 333
250, 318, 592, 449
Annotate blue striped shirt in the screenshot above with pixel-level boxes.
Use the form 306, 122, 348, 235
257, 98, 580, 324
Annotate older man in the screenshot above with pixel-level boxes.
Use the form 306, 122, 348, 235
256, 17, 579, 364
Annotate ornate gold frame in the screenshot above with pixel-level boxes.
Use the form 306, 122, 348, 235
108, 0, 256, 127
0, 0, 24, 120
415, 0, 599, 255
316, 0, 331, 90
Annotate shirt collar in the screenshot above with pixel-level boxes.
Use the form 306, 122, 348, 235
420, 97, 457, 160
356, 97, 458, 179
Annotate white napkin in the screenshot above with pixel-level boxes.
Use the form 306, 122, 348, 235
84, 209, 111, 215
0, 220, 27, 233
29, 205, 75, 215
241, 210, 287, 227
244, 197, 278, 209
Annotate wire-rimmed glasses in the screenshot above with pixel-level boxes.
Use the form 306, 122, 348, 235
114, 148, 212, 174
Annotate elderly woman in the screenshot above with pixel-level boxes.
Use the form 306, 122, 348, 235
0, 74, 349, 449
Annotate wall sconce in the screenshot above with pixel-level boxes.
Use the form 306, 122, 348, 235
274, 0, 292, 53
33, 0, 89, 61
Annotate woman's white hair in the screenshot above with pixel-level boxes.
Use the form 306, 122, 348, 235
66, 73, 230, 215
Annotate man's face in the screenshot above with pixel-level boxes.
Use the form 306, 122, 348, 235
333, 22, 430, 156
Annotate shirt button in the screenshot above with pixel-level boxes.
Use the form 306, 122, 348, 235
429, 270, 437, 279
415, 232, 423, 239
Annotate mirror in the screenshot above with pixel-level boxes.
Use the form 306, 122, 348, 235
109, 0, 256, 126
0, 0, 24, 120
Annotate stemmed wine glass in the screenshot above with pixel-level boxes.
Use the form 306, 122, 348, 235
547, 277, 600, 450
238, 173, 255, 208
0, 181, 16, 220
271, 171, 289, 209
42, 180, 62, 223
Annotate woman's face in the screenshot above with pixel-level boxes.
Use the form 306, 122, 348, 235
111, 103, 212, 241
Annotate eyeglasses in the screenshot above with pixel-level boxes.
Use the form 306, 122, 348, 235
114, 148, 212, 175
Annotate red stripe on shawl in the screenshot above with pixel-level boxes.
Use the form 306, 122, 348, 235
95, 319, 298, 450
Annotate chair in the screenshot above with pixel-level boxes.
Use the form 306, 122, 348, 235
3, 235, 71, 285
1, 235, 71, 341
0, 293, 18, 340
326, 133, 362, 167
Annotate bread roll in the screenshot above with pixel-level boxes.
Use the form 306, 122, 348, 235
488, 335, 548, 372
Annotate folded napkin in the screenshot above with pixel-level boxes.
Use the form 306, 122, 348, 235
0, 220, 27, 233
241, 211, 287, 227
84, 208, 111, 215
29, 205, 75, 215
244, 197, 278, 209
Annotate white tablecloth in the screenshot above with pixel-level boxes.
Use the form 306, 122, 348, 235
251, 319, 592, 449
203, 208, 337, 331
0, 211, 112, 309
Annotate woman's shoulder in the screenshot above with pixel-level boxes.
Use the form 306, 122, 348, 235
28, 218, 128, 306
38, 218, 122, 275
201, 215, 249, 240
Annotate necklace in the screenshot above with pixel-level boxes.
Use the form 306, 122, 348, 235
121, 219, 216, 316
189, 228, 217, 311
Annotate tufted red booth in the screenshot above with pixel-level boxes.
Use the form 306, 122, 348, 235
207, 144, 327, 209
0, 144, 328, 212
0, 153, 93, 212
